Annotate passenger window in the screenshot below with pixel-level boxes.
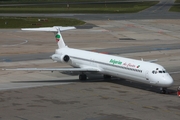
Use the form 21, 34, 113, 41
163, 71, 165, 73
159, 71, 162, 73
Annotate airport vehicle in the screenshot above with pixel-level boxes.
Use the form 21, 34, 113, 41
5, 26, 173, 94
177, 86, 180, 97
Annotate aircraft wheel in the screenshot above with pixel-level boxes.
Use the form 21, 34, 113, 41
103, 75, 111, 79
103, 75, 111, 82
79, 74, 87, 81
160, 88, 167, 94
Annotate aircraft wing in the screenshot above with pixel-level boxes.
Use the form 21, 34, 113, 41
3, 67, 100, 72
147, 59, 158, 63
141, 58, 158, 63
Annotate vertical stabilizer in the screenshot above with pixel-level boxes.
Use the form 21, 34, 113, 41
21, 26, 76, 49
55, 28, 66, 49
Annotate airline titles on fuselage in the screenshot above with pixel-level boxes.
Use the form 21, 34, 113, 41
109, 59, 141, 69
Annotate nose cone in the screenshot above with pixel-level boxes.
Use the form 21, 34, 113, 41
163, 75, 174, 87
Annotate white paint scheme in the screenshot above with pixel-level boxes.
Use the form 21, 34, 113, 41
54, 47, 173, 88
5, 26, 173, 90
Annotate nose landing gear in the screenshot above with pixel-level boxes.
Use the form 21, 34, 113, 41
160, 88, 167, 94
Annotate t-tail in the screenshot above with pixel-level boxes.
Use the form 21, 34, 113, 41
21, 26, 76, 49
55, 28, 66, 49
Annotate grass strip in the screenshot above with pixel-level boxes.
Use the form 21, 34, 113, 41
0, 2, 158, 13
0, 0, 127, 4
169, 4, 180, 12
0, 17, 85, 28
175, 0, 180, 3
169, 0, 180, 12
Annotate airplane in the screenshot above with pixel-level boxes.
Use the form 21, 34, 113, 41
4, 26, 174, 94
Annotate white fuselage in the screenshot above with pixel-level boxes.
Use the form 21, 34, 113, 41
55, 47, 173, 88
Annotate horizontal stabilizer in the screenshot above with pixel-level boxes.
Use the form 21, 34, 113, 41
21, 26, 76, 32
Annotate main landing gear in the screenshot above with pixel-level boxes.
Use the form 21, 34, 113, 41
160, 87, 167, 94
79, 73, 87, 81
78, 74, 112, 81
103, 75, 111, 82
103, 75, 111, 79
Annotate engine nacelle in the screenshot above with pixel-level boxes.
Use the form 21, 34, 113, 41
51, 54, 70, 63
63, 55, 70, 62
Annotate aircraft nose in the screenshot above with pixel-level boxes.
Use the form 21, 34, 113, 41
164, 75, 173, 87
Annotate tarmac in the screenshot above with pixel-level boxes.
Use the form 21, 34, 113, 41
0, 0, 180, 120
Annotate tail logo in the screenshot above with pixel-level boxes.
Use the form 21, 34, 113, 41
55, 34, 61, 42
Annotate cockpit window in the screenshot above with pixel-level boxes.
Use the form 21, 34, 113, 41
152, 69, 166, 74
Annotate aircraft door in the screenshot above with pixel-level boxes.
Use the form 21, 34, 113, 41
146, 71, 157, 84
145, 71, 149, 81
